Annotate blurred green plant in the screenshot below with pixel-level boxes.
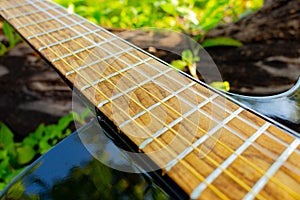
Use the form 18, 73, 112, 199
171, 49, 199, 78
0, 22, 22, 56
171, 49, 230, 92
210, 81, 230, 92
0, 110, 89, 191
54, 0, 263, 34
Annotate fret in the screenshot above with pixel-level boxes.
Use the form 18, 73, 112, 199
27, 20, 85, 40
0, 1, 33, 11
120, 82, 196, 129
38, 29, 102, 52
164, 106, 243, 173
33, 0, 115, 44
117, 50, 219, 110
139, 91, 217, 150
97, 68, 173, 108
223, 125, 277, 160
190, 122, 270, 199
267, 125, 295, 145
16, 13, 70, 29
7, 5, 59, 20
243, 139, 300, 200
80, 56, 151, 91
51, 39, 114, 63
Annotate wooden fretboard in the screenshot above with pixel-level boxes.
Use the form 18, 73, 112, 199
1, 0, 300, 199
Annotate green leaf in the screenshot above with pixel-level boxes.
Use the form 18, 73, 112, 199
181, 49, 193, 65
160, 3, 177, 16
202, 37, 243, 48
171, 60, 187, 70
16, 145, 35, 165
0, 43, 7, 56
210, 81, 230, 92
3, 22, 19, 47
0, 122, 16, 156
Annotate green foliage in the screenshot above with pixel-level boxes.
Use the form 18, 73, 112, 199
210, 81, 230, 92
0, 112, 86, 191
0, 22, 22, 56
171, 49, 200, 68
171, 49, 199, 78
171, 49, 230, 91
202, 37, 243, 48
54, 0, 263, 33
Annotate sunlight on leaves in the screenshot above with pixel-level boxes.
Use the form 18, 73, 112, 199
210, 81, 230, 92
202, 37, 243, 48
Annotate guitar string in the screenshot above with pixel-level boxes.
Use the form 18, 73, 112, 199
16, 2, 273, 198
3, 0, 299, 198
1, 2, 231, 199
36, 2, 300, 197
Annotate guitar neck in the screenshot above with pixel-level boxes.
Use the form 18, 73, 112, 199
1, 0, 300, 199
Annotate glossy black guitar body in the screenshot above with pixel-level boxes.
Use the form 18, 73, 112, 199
1, 80, 299, 200
227, 77, 300, 133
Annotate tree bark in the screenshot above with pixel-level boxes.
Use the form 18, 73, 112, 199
205, 0, 300, 95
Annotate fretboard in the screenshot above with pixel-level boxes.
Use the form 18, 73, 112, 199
1, 0, 300, 199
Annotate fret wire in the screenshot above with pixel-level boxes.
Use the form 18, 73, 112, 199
7, 5, 60, 20
80, 56, 151, 91
0, 1, 32, 11
223, 125, 278, 160
203, 100, 283, 147
0, 0, 41, 11
190, 122, 271, 199
68, 47, 133, 77
200, 117, 300, 198
203, 100, 292, 152
39, 29, 102, 52
3, 4, 232, 198
4, 1, 298, 198
51, 38, 114, 62
203, 98, 269, 138
119, 49, 215, 104
17, 13, 70, 29
164, 107, 243, 171
30, 1, 292, 195
27, 20, 85, 40
120, 81, 196, 128
53, 37, 118, 63
159, 106, 268, 200
139, 92, 218, 149
236, 113, 296, 148
243, 139, 300, 200
234, 112, 292, 147
97, 68, 173, 108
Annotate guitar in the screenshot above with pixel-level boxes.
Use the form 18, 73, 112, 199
0, 0, 300, 199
